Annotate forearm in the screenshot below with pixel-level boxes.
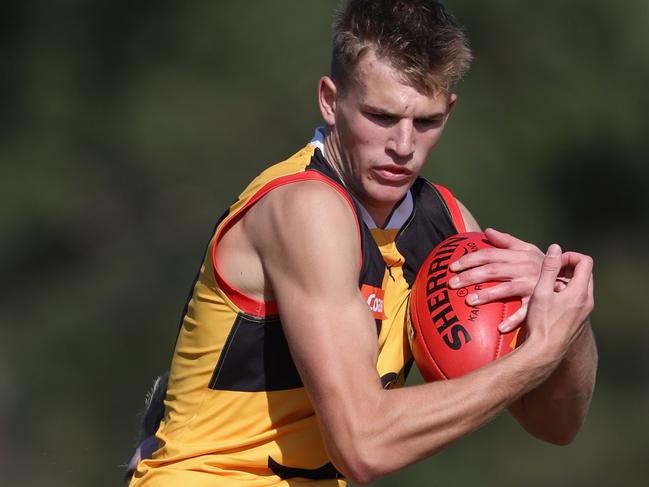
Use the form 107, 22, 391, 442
327, 342, 556, 482
509, 320, 598, 444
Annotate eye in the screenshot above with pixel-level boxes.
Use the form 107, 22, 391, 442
414, 117, 444, 130
366, 112, 397, 126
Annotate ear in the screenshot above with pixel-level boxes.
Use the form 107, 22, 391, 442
445, 93, 458, 117
318, 76, 338, 126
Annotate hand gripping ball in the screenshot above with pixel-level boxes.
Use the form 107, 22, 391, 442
408, 232, 526, 381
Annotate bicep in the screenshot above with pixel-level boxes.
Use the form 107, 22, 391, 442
249, 182, 383, 432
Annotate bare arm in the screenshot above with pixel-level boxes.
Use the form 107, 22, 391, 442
243, 184, 593, 483
454, 200, 598, 445
508, 320, 597, 444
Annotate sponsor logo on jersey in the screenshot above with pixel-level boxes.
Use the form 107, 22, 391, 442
360, 284, 387, 320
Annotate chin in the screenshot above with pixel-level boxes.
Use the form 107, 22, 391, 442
365, 184, 410, 208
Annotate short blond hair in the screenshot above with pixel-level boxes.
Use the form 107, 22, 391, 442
331, 0, 472, 96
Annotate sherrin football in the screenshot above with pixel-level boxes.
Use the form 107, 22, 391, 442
408, 232, 526, 381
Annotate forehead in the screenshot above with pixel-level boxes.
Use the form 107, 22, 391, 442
346, 50, 449, 115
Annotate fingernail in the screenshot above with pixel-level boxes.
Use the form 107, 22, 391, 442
449, 276, 460, 288
466, 293, 478, 305
498, 323, 510, 333
449, 261, 460, 271
547, 244, 561, 257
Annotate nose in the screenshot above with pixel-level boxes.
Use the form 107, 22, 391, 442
387, 120, 415, 160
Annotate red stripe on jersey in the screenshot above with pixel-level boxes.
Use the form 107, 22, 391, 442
213, 170, 362, 317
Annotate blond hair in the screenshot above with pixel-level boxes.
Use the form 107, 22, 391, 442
331, 0, 472, 96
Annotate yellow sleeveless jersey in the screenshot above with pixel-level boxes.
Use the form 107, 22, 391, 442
130, 138, 465, 486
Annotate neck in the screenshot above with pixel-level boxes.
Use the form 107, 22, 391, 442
360, 202, 393, 229
322, 126, 395, 227
322, 126, 346, 183
322, 126, 396, 228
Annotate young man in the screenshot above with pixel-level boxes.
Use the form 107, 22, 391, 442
128, 1, 597, 485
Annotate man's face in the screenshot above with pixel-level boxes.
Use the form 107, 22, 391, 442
326, 51, 456, 222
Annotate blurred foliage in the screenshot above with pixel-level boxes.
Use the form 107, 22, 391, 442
1, 1, 647, 485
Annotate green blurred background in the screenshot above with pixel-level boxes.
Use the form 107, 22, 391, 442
2, 1, 647, 485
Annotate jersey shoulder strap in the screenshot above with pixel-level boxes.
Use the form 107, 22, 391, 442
432, 183, 466, 233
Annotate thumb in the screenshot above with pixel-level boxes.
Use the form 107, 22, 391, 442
535, 244, 563, 295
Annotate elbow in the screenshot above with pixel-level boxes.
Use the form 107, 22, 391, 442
540, 434, 576, 447
513, 395, 592, 447
330, 448, 382, 485
326, 434, 387, 484
537, 427, 580, 447
321, 393, 398, 483
529, 421, 582, 447
335, 456, 382, 485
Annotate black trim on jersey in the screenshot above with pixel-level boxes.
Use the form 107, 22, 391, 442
403, 357, 415, 381
175, 207, 232, 338
209, 313, 303, 392
268, 456, 343, 481
307, 149, 387, 334
396, 178, 458, 287
380, 372, 399, 388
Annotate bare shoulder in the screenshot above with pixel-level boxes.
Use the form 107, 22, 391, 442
236, 179, 362, 299
216, 178, 360, 303
252, 179, 356, 226
456, 198, 481, 232
246, 179, 360, 257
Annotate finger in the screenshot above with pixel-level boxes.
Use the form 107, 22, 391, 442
498, 303, 528, 333
558, 251, 594, 278
484, 228, 540, 252
449, 247, 510, 272
558, 266, 575, 280
562, 263, 595, 324
449, 246, 541, 273
449, 261, 537, 289
563, 254, 594, 297
449, 261, 510, 287
554, 278, 569, 292
534, 244, 563, 295
464, 281, 532, 306
561, 251, 589, 268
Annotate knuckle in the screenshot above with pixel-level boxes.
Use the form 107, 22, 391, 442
456, 255, 473, 269
458, 269, 474, 283
500, 282, 515, 295
478, 248, 496, 261
477, 288, 491, 301
542, 262, 560, 273
524, 261, 540, 276
587, 295, 595, 311
484, 265, 499, 279
532, 287, 551, 301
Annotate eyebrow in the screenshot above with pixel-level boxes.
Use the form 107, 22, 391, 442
361, 103, 446, 119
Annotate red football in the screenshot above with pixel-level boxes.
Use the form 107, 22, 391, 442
408, 232, 525, 381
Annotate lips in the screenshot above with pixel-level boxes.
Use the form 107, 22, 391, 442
372, 165, 413, 183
